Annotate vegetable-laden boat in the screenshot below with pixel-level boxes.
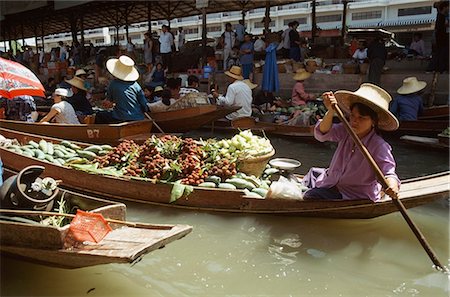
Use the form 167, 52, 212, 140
209, 117, 315, 138
0, 168, 192, 269
149, 105, 239, 133
419, 105, 449, 120
1, 128, 448, 219
0, 119, 153, 145
400, 135, 450, 150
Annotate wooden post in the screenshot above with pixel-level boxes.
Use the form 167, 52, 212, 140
202, 7, 207, 67
341, 0, 348, 46
80, 15, 85, 65
41, 20, 45, 50
147, 2, 152, 32
264, 0, 270, 33
21, 22, 25, 47
311, 0, 317, 44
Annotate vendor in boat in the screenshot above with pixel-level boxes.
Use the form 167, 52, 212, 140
147, 89, 176, 112
179, 75, 200, 97
212, 66, 252, 120
303, 83, 400, 201
389, 77, 425, 121
290, 68, 316, 106
95, 55, 149, 124
39, 88, 80, 124
65, 77, 94, 116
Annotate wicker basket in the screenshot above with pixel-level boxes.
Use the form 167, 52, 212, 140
238, 149, 275, 177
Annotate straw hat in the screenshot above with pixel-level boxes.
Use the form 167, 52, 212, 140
243, 79, 258, 90
65, 77, 87, 91
54, 88, 73, 97
292, 68, 312, 81
397, 77, 427, 95
334, 83, 399, 131
106, 55, 139, 82
225, 66, 244, 80
75, 69, 87, 77
154, 86, 164, 92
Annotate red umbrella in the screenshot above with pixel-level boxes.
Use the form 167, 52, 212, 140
0, 57, 45, 99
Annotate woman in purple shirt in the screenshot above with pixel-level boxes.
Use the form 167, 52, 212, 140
303, 83, 400, 202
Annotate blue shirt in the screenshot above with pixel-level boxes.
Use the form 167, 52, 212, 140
107, 79, 149, 121
240, 41, 254, 65
390, 94, 423, 121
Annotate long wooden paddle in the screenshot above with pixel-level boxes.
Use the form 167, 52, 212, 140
0, 209, 173, 230
145, 112, 165, 134
329, 96, 447, 272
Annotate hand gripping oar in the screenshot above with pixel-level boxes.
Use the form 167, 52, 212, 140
327, 94, 447, 272
145, 112, 165, 134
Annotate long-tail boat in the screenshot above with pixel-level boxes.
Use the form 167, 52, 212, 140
0, 119, 153, 145
149, 105, 238, 133
1, 128, 448, 219
0, 168, 192, 269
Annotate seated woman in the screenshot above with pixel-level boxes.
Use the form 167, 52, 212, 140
148, 63, 166, 88
65, 77, 94, 115
390, 77, 425, 121
39, 88, 80, 124
303, 83, 400, 201
148, 89, 176, 112
291, 69, 316, 106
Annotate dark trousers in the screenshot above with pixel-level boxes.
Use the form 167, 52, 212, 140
367, 58, 384, 86
161, 52, 172, 72
94, 110, 121, 124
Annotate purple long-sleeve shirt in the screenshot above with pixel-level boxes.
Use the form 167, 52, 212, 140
313, 122, 399, 202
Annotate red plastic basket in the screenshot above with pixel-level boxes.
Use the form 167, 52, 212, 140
68, 210, 112, 243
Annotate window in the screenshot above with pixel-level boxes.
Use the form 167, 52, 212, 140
352, 11, 382, 20
185, 28, 199, 34
283, 18, 307, 26
316, 14, 342, 23
207, 26, 222, 33
249, 7, 276, 14
254, 21, 275, 29
398, 6, 431, 17
95, 38, 104, 44
278, 3, 308, 10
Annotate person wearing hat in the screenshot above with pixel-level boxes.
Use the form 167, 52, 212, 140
302, 83, 400, 202
39, 88, 80, 124
66, 76, 94, 116
291, 69, 316, 106
212, 66, 252, 120
390, 77, 426, 121
95, 55, 148, 124
75, 69, 93, 91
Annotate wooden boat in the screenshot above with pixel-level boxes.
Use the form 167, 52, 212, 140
149, 105, 238, 133
394, 120, 449, 137
419, 105, 449, 120
0, 168, 192, 269
0, 119, 153, 145
400, 135, 450, 150
209, 117, 315, 138
1, 129, 448, 219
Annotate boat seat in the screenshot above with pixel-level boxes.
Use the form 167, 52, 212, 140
78, 114, 96, 124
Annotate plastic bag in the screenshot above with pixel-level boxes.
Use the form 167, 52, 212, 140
266, 176, 303, 200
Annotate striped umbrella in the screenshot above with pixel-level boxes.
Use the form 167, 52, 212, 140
0, 57, 45, 99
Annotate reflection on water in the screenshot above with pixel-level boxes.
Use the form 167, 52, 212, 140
1, 131, 449, 296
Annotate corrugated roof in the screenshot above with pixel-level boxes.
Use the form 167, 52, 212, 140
0, 0, 306, 42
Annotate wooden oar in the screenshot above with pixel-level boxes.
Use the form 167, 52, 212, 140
144, 112, 165, 134
329, 97, 447, 272
0, 209, 173, 230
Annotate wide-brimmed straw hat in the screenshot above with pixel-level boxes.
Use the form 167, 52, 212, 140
397, 77, 427, 95
292, 68, 312, 81
243, 79, 258, 90
54, 88, 73, 97
154, 86, 164, 92
75, 69, 87, 77
225, 66, 244, 80
106, 55, 139, 82
334, 83, 399, 131
65, 77, 87, 91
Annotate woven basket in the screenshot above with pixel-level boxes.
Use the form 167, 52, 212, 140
238, 149, 275, 177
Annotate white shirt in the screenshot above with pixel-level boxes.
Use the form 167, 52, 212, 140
39, 50, 45, 64
254, 39, 266, 52
279, 28, 291, 50
222, 31, 236, 50
178, 31, 185, 49
352, 48, 367, 63
148, 99, 176, 113
217, 80, 252, 120
159, 32, 174, 54
59, 46, 68, 60
52, 101, 80, 124
126, 42, 134, 52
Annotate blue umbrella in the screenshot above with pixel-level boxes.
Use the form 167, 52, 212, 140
261, 42, 279, 93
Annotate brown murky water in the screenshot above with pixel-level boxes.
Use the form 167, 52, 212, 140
1, 130, 449, 297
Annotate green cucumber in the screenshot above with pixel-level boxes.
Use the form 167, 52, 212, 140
21, 147, 35, 157
39, 140, 48, 154
251, 188, 268, 198
84, 145, 103, 154
46, 142, 54, 155
97, 150, 110, 156
44, 154, 55, 162
205, 175, 221, 185
217, 183, 237, 190
100, 144, 113, 151
34, 149, 46, 160
198, 182, 217, 188
76, 150, 97, 160
225, 178, 255, 190
53, 150, 66, 158
22, 151, 33, 158
28, 140, 39, 149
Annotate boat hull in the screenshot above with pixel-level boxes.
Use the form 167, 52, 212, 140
0, 119, 153, 145
1, 129, 448, 219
